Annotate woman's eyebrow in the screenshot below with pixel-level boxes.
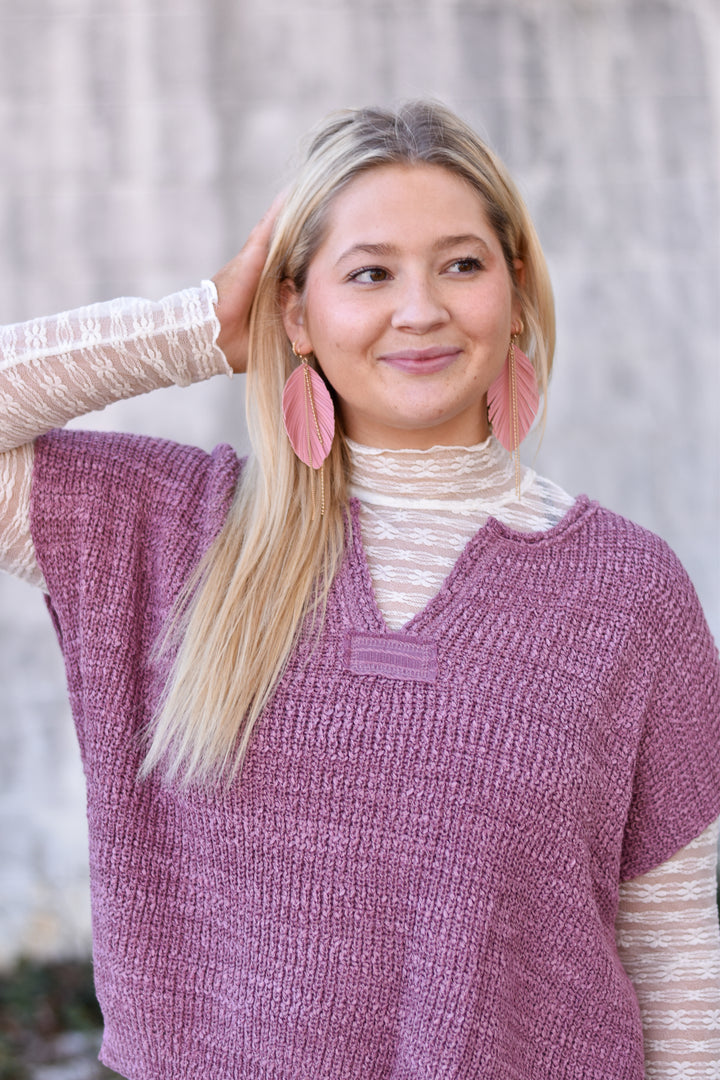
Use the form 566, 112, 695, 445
334, 242, 397, 266
334, 235, 491, 267
434, 234, 491, 254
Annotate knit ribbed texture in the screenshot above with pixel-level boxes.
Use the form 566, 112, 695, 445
30, 430, 720, 1080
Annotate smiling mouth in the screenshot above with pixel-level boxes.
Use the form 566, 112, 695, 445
378, 347, 462, 374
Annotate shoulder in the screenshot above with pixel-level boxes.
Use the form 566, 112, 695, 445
33, 428, 241, 513
540, 497, 697, 600
581, 502, 700, 612
30, 429, 243, 583
569, 503, 718, 699
512, 495, 714, 665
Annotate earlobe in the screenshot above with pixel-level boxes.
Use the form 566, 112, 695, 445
280, 280, 312, 354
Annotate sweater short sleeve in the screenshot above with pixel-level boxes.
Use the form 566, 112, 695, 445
619, 542, 720, 881
29, 428, 241, 653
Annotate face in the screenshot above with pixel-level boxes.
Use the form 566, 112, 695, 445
282, 163, 522, 449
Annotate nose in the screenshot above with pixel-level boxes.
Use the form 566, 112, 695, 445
390, 274, 450, 334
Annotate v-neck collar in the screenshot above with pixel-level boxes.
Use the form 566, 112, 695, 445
342, 493, 596, 636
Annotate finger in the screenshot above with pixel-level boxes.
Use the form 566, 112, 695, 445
211, 189, 288, 327
245, 188, 287, 252
262, 187, 288, 225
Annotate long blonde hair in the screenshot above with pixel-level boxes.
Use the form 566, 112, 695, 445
142, 101, 556, 786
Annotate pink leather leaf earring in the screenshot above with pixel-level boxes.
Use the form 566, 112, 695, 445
487, 328, 539, 496
282, 342, 335, 468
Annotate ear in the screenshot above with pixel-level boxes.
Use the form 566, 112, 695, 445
280, 280, 313, 355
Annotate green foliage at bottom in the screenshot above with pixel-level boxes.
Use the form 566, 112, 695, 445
0, 958, 122, 1079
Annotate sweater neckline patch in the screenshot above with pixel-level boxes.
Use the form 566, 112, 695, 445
343, 630, 439, 683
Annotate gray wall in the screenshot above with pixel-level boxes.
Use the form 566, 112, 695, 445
1, 0, 718, 964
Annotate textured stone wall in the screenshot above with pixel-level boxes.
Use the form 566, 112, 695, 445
0, 0, 718, 964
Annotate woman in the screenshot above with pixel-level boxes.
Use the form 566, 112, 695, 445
1, 102, 718, 1079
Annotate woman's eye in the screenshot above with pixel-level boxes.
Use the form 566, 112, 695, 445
448, 257, 483, 274
348, 266, 390, 284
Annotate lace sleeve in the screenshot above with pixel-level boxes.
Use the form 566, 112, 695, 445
616, 817, 720, 1077
0, 281, 230, 590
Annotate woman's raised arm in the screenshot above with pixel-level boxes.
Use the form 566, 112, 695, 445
0, 197, 280, 588
0, 283, 228, 588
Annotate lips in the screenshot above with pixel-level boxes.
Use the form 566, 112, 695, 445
378, 346, 462, 374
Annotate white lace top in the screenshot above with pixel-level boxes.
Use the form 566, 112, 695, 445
1, 282, 718, 1074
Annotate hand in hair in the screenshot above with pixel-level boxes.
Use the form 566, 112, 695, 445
212, 192, 283, 373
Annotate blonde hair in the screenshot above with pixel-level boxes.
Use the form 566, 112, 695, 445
142, 101, 556, 786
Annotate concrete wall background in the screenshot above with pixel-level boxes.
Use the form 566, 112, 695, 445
0, 0, 718, 965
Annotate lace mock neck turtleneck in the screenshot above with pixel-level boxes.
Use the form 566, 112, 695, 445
347, 435, 575, 630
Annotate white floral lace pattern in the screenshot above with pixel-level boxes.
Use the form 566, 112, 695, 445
617, 819, 720, 1077
0, 441, 38, 586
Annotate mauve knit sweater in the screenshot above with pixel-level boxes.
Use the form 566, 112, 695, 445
30, 428, 720, 1080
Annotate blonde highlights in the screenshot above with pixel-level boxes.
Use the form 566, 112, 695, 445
142, 101, 556, 786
